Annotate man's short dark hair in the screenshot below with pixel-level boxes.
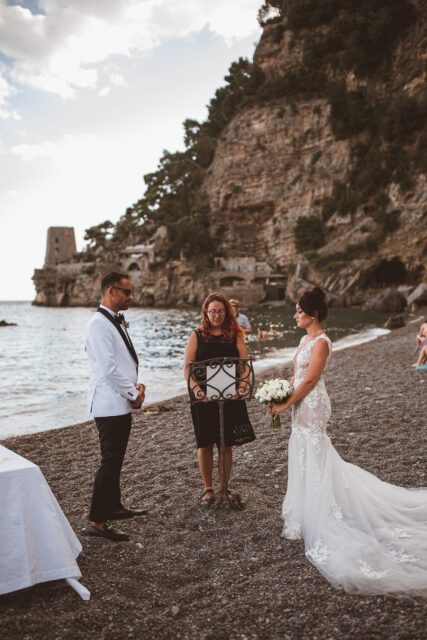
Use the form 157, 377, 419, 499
101, 271, 130, 292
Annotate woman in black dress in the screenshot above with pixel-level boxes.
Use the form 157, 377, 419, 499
184, 292, 255, 506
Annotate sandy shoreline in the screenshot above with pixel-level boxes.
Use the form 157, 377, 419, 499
1, 320, 426, 639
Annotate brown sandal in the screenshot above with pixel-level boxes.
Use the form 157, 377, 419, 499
201, 487, 215, 508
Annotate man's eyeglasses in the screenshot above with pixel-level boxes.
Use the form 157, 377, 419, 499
208, 310, 225, 317
112, 286, 133, 296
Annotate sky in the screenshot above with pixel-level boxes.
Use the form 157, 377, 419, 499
0, 0, 262, 300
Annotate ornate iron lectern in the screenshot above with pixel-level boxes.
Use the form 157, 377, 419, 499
187, 356, 255, 509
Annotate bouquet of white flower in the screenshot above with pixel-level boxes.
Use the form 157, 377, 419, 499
255, 378, 294, 428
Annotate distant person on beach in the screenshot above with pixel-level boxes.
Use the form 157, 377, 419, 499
412, 344, 427, 369
184, 292, 255, 507
416, 319, 427, 350
257, 324, 279, 340
229, 299, 252, 335
267, 286, 427, 595
412, 319, 427, 368
83, 271, 146, 542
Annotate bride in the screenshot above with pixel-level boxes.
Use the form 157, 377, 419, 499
269, 287, 427, 596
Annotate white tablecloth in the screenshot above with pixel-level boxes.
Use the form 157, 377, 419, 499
0, 445, 88, 599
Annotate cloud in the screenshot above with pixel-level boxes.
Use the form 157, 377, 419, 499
148, 0, 261, 44
98, 87, 111, 98
0, 65, 20, 119
10, 63, 98, 99
10, 140, 56, 161
110, 72, 126, 87
10, 132, 100, 162
0, 1, 261, 103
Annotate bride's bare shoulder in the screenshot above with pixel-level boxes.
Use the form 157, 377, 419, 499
317, 334, 332, 352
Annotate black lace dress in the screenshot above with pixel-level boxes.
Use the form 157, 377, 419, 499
189, 330, 255, 448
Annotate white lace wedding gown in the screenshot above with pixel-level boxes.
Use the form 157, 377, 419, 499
282, 334, 427, 596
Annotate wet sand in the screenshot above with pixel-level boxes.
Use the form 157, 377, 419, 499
1, 320, 426, 640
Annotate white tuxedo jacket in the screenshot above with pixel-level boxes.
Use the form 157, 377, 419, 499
85, 310, 139, 417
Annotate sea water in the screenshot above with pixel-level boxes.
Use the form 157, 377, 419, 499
0, 302, 389, 439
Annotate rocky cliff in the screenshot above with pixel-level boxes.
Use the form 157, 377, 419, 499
33, 0, 427, 308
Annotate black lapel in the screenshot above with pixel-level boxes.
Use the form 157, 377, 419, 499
97, 307, 139, 366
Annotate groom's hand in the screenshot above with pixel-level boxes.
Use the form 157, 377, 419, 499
132, 383, 145, 408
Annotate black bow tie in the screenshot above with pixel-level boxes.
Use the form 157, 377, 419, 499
116, 313, 126, 325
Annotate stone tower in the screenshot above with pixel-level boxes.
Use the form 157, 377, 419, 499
44, 227, 76, 267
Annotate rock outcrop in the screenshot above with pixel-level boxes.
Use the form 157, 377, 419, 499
364, 288, 408, 313
384, 315, 406, 329
407, 283, 427, 307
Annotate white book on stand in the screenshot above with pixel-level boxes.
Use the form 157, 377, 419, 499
206, 362, 236, 400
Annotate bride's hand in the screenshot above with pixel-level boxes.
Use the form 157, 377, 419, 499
269, 402, 289, 416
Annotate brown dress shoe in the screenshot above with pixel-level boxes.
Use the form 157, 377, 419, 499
109, 507, 148, 520
82, 524, 129, 541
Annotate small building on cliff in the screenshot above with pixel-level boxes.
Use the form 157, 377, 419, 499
212, 256, 287, 303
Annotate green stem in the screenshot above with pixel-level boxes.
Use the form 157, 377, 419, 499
271, 414, 281, 429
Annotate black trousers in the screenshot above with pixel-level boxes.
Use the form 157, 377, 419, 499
89, 413, 132, 522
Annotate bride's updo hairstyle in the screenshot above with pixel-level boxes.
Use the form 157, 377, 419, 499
298, 287, 328, 322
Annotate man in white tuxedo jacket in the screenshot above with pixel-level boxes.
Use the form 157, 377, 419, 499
83, 271, 146, 542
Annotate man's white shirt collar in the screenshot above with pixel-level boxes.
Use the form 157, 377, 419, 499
99, 304, 118, 319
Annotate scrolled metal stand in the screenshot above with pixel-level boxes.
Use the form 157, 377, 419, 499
187, 356, 255, 510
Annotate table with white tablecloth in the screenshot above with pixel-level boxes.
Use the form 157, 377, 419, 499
0, 445, 89, 600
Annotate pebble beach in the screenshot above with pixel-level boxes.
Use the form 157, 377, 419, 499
1, 320, 426, 640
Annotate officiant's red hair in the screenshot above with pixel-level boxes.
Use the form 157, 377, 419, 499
199, 292, 240, 340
